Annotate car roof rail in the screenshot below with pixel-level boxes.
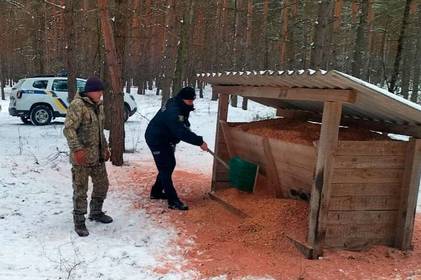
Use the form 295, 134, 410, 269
27, 74, 56, 78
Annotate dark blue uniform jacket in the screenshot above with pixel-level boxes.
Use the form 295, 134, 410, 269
145, 97, 204, 147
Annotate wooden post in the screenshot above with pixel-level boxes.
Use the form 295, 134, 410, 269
395, 138, 421, 250
308, 101, 342, 258
212, 91, 230, 191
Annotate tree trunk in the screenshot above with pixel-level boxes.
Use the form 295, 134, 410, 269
242, 0, 253, 110
330, 0, 343, 69
310, 0, 334, 69
279, 0, 289, 68
98, 0, 125, 166
401, 46, 412, 99
128, 0, 142, 95
0, 54, 5, 100
0, 81, 5, 101
262, 0, 269, 69
220, 0, 230, 70
0, 73, 5, 100
64, 0, 77, 101
79, 0, 90, 76
30, 1, 46, 75
173, 0, 194, 95
365, 0, 374, 81
389, 0, 413, 93
351, 0, 369, 79
126, 80, 132, 94
401, 3, 416, 100
245, 0, 253, 68
160, 0, 178, 106
351, 0, 359, 24
287, 1, 298, 68
411, 7, 421, 103
210, 0, 224, 101
231, 0, 243, 108
333, 0, 343, 31
198, 80, 204, 98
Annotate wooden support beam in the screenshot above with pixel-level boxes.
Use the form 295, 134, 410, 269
287, 235, 314, 259
213, 85, 356, 104
308, 102, 343, 258
212, 92, 230, 191
209, 192, 250, 218
395, 138, 421, 250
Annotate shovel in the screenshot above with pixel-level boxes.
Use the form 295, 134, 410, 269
207, 149, 259, 193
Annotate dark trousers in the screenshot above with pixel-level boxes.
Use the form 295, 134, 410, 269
148, 144, 179, 203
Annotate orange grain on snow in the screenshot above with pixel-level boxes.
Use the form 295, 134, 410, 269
109, 163, 421, 280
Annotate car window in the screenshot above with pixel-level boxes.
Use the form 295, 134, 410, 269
52, 79, 68, 92
12, 79, 25, 90
32, 80, 48, 89
77, 80, 86, 92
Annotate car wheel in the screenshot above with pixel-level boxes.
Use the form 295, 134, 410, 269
20, 116, 32, 125
30, 105, 52, 126
124, 105, 130, 122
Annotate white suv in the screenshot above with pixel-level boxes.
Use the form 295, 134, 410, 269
8, 76, 138, 125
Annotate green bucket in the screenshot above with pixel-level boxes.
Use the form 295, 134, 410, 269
228, 156, 258, 193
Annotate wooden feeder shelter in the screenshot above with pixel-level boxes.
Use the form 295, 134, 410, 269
197, 69, 421, 259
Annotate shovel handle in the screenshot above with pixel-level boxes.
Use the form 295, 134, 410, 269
207, 149, 229, 169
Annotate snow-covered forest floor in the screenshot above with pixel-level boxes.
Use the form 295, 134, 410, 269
0, 86, 276, 280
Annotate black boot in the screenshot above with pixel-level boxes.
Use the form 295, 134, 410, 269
89, 212, 113, 223
89, 199, 113, 223
150, 191, 168, 200
73, 215, 89, 237
168, 200, 189, 211
150, 179, 167, 200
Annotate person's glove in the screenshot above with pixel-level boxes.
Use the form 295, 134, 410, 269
74, 149, 87, 165
104, 148, 111, 161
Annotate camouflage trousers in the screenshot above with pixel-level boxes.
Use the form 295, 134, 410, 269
71, 163, 109, 216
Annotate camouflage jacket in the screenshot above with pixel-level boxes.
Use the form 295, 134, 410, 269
63, 94, 108, 166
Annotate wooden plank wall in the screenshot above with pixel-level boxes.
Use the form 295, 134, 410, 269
269, 139, 316, 195
324, 140, 408, 248
223, 124, 316, 197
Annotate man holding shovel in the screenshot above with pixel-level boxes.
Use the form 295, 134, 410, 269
145, 87, 208, 211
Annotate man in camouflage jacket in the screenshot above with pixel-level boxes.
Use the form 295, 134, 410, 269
63, 77, 112, 237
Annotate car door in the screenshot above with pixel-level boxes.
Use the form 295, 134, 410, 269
51, 79, 70, 114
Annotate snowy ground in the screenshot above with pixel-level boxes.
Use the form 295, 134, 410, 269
0, 86, 276, 280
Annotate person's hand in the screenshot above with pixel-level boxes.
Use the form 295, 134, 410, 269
200, 142, 208, 151
74, 149, 87, 165
104, 148, 111, 161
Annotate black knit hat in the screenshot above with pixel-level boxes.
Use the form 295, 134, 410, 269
84, 77, 104, 93
176, 87, 196, 100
